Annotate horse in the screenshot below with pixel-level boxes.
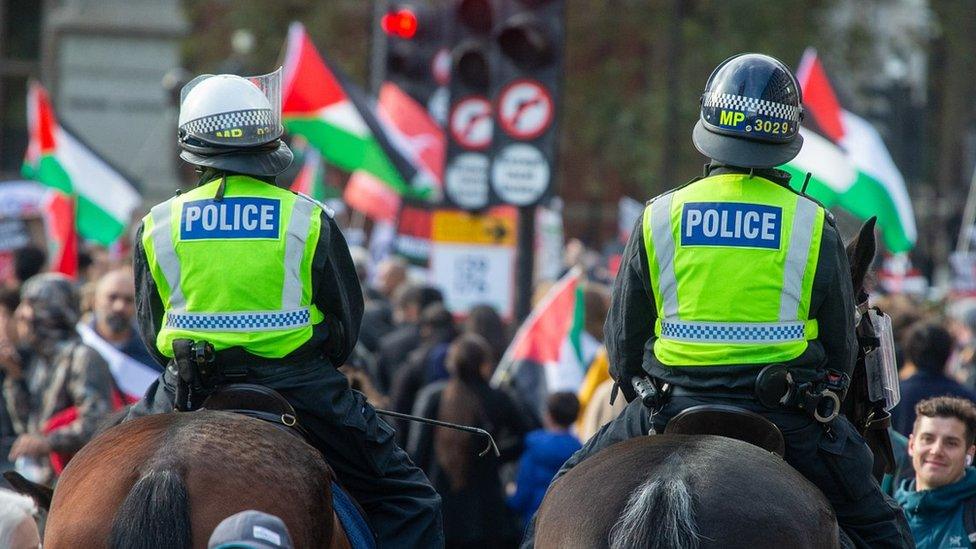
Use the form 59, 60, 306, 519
534, 219, 883, 549
17, 410, 352, 549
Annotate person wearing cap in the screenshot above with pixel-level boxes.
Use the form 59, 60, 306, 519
208, 510, 294, 549
519, 54, 912, 548
2, 274, 115, 484
125, 70, 442, 547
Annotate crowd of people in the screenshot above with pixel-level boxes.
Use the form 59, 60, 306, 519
5, 225, 976, 548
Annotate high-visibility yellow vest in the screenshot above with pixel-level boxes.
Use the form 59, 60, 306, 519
141, 175, 325, 359
643, 173, 825, 366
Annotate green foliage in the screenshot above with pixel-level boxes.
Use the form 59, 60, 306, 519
181, 0, 835, 203
182, 0, 371, 82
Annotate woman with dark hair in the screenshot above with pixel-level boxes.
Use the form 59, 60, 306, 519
463, 304, 509, 365
408, 334, 530, 548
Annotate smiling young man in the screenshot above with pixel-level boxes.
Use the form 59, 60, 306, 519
896, 396, 976, 548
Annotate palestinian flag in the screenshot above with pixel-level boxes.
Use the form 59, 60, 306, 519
491, 268, 590, 416
343, 82, 445, 222
42, 191, 78, 277
23, 81, 142, 247
375, 81, 444, 189
345, 171, 401, 223
282, 22, 433, 200
782, 49, 916, 253
290, 145, 340, 202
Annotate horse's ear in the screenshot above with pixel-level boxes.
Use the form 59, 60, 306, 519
846, 217, 877, 297
3, 470, 53, 511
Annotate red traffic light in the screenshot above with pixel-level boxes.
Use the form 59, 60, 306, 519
382, 9, 419, 39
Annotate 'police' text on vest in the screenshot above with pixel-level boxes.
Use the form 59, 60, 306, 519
181, 198, 280, 240
680, 202, 781, 249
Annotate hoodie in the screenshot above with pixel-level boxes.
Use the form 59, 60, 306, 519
895, 468, 976, 548
507, 428, 582, 523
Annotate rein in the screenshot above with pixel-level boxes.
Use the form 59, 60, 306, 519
375, 409, 501, 457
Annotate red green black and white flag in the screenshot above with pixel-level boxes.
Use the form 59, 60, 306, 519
783, 49, 916, 253
282, 22, 434, 200
23, 81, 141, 247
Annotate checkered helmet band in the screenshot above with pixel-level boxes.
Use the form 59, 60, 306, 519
698, 53, 803, 144
180, 108, 280, 148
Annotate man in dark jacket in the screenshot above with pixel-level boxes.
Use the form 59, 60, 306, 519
374, 284, 443, 394
893, 321, 976, 436
126, 69, 442, 547
896, 396, 976, 548
521, 53, 912, 548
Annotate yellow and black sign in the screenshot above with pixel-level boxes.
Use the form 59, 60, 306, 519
431, 208, 517, 246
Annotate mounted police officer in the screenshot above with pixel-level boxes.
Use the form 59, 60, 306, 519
522, 53, 913, 548
125, 69, 443, 547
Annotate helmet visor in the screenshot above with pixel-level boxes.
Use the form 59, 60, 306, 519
178, 67, 283, 149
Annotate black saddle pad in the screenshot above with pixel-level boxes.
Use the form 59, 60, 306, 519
201, 383, 307, 439
663, 404, 786, 456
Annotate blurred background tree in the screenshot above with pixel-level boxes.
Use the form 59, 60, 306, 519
180, 0, 976, 272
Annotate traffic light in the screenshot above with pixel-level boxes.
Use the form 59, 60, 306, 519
443, 0, 497, 210
380, 2, 448, 115
489, 0, 564, 207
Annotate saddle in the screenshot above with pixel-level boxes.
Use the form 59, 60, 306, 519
201, 383, 309, 440
663, 404, 786, 457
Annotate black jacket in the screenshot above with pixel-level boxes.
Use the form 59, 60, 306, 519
133, 175, 364, 369
606, 165, 856, 401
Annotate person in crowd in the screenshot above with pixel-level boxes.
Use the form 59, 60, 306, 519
357, 254, 403, 355
374, 284, 443, 394
82, 267, 161, 372
0, 488, 40, 549
895, 396, 976, 548
390, 303, 458, 445
0, 287, 21, 470
208, 509, 294, 549
374, 256, 409, 305
410, 334, 531, 548
2, 274, 114, 483
874, 293, 926, 378
125, 71, 440, 547
577, 375, 627, 442
348, 246, 375, 299
946, 299, 976, 389
463, 304, 509, 364
10, 246, 46, 289
76, 243, 111, 289
893, 320, 976, 436
520, 53, 911, 548
507, 391, 582, 526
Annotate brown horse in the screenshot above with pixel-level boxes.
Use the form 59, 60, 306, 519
40, 410, 351, 549
536, 435, 839, 548
534, 220, 884, 548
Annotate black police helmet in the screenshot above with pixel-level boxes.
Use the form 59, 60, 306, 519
692, 53, 804, 169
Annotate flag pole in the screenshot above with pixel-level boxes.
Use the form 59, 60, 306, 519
955, 163, 976, 254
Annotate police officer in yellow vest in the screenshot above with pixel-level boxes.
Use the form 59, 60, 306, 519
521, 54, 913, 548
125, 70, 443, 547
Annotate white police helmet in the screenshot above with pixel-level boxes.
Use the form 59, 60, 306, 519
177, 68, 293, 177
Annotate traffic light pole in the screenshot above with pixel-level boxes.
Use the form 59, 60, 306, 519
369, 0, 389, 95
515, 204, 535, 322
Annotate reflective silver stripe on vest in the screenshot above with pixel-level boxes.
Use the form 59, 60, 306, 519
149, 201, 185, 310
778, 198, 818, 321
650, 193, 679, 317
660, 320, 805, 343
166, 308, 311, 332
281, 197, 316, 310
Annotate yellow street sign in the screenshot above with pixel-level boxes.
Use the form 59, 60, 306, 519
431, 208, 517, 246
